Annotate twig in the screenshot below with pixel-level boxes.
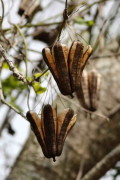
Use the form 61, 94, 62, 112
0, 44, 27, 84
14, 24, 28, 77
0, 0, 4, 27
80, 144, 120, 180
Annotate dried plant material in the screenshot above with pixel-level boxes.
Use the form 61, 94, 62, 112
52, 43, 72, 95
42, 43, 72, 95
33, 27, 58, 45
68, 41, 84, 91
88, 70, 101, 111
76, 70, 101, 111
18, 0, 41, 20
26, 105, 77, 161
42, 41, 92, 96
76, 71, 90, 109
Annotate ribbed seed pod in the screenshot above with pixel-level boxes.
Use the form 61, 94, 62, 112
76, 70, 101, 111
88, 70, 101, 111
52, 43, 72, 95
76, 71, 90, 109
68, 41, 84, 91
18, 0, 41, 20
26, 111, 50, 158
56, 109, 75, 156
42, 43, 72, 95
26, 105, 77, 161
42, 41, 92, 96
43, 105, 56, 160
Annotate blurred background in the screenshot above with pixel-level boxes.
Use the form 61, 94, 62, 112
0, 0, 120, 180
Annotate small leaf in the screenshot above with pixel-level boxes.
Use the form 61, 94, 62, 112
75, 17, 94, 26
27, 76, 34, 83
32, 82, 46, 94
2, 62, 9, 69
33, 73, 42, 79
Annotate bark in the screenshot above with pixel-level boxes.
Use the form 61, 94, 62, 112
7, 41, 120, 180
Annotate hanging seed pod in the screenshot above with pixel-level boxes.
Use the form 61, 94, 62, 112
18, 0, 41, 20
68, 41, 92, 91
42, 41, 92, 96
26, 105, 77, 161
42, 43, 72, 95
88, 70, 101, 111
76, 70, 101, 111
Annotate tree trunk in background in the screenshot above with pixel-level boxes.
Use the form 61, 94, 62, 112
7, 42, 120, 180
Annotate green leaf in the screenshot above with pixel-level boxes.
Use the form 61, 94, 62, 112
2, 76, 26, 94
33, 73, 42, 79
32, 82, 46, 94
75, 17, 94, 26
2, 62, 9, 69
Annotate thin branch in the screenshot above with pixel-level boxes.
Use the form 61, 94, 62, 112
0, 44, 27, 84
14, 24, 28, 77
81, 144, 120, 180
0, 0, 4, 27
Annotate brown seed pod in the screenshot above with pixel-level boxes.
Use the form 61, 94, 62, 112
68, 41, 84, 91
42, 41, 92, 96
42, 43, 72, 96
43, 105, 56, 159
26, 111, 50, 158
26, 105, 77, 161
88, 70, 101, 111
76, 71, 90, 110
56, 109, 75, 156
76, 70, 101, 111
18, 0, 41, 20
52, 43, 72, 95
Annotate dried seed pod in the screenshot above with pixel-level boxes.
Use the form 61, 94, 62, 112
26, 111, 50, 158
76, 70, 101, 111
43, 105, 57, 159
88, 70, 101, 111
68, 41, 84, 91
52, 43, 72, 95
56, 109, 76, 156
18, 0, 41, 20
26, 105, 77, 161
76, 71, 90, 110
68, 41, 92, 91
42, 43, 72, 95
42, 41, 92, 96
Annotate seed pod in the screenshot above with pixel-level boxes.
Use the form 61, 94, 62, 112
18, 0, 41, 20
26, 105, 76, 161
68, 41, 84, 91
42, 41, 92, 96
43, 105, 57, 160
76, 71, 90, 110
42, 43, 72, 95
88, 70, 101, 111
56, 109, 75, 156
26, 111, 50, 158
76, 70, 101, 111
52, 42, 72, 95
